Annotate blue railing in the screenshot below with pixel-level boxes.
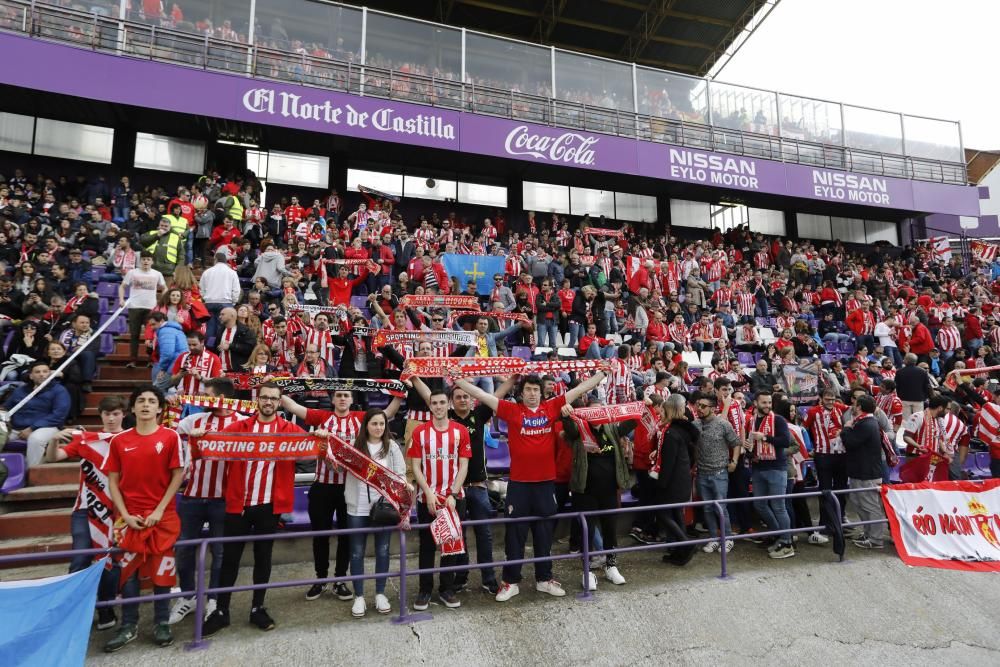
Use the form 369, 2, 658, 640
0, 486, 898, 651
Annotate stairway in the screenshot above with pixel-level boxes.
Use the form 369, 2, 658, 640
0, 334, 148, 566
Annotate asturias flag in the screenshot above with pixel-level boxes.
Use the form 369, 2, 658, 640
441, 254, 505, 295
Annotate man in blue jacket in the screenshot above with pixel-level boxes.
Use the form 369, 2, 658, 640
464, 316, 531, 393
148, 312, 189, 391
2, 361, 71, 466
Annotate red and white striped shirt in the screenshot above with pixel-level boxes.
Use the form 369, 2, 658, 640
406, 421, 471, 501
218, 325, 237, 372
939, 412, 967, 459
305, 408, 362, 485
975, 401, 1000, 459
876, 392, 903, 431
304, 327, 337, 366
606, 358, 636, 404
219, 415, 303, 512
734, 292, 756, 317
937, 325, 962, 352
668, 322, 689, 347
754, 251, 770, 270
171, 350, 223, 396
804, 403, 848, 455
178, 411, 244, 498
713, 287, 732, 306
644, 384, 672, 400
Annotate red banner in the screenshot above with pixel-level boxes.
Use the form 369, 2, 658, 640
372, 329, 479, 349
399, 294, 481, 310
192, 433, 320, 460
399, 356, 608, 381
882, 480, 1000, 571
585, 227, 624, 238
944, 364, 1000, 391
327, 434, 414, 527
176, 394, 258, 414
448, 310, 531, 326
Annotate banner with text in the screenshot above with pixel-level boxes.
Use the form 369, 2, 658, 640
192, 433, 320, 461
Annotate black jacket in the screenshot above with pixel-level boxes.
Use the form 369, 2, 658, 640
895, 364, 933, 402
214, 323, 256, 370
841, 414, 884, 480
655, 418, 698, 503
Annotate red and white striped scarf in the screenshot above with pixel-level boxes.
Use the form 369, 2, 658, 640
219, 325, 236, 372
747, 411, 776, 460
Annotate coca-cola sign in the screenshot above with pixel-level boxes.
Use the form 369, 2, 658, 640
503, 125, 599, 166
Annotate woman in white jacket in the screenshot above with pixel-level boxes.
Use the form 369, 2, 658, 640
341, 409, 407, 618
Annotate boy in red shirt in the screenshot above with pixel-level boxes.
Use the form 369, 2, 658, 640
104, 386, 184, 653
455, 367, 607, 602
408, 390, 471, 611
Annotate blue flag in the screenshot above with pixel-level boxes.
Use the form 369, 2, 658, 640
0, 559, 105, 666
441, 254, 505, 295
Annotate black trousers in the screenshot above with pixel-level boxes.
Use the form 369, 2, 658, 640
656, 505, 694, 565
572, 461, 619, 563
307, 482, 350, 579
127, 307, 150, 360
417, 498, 466, 595
217, 504, 279, 612
814, 453, 848, 531
555, 481, 582, 551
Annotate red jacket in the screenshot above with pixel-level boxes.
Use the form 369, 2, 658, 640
908, 323, 935, 355
964, 313, 984, 341
209, 225, 241, 251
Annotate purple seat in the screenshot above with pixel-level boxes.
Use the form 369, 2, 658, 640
98, 298, 109, 315
840, 342, 855, 355
96, 283, 117, 298
105, 315, 127, 335
485, 440, 510, 473
820, 354, 835, 366
825, 341, 838, 353
511, 346, 532, 361
368, 392, 390, 410
0, 452, 25, 493
99, 333, 115, 355
350, 296, 369, 310
285, 486, 311, 529
4, 439, 26, 454
737, 352, 754, 365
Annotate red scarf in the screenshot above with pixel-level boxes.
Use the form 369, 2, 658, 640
747, 411, 776, 460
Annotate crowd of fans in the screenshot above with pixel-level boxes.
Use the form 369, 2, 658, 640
2, 160, 999, 653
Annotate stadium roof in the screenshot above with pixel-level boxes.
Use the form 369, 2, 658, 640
348, 0, 780, 76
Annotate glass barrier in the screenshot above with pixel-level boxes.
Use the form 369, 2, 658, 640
124, 0, 251, 44
709, 81, 778, 136
842, 105, 903, 156
554, 49, 634, 112
635, 66, 708, 124
465, 32, 551, 98
778, 93, 842, 146
903, 115, 962, 163
364, 11, 462, 108
253, 0, 361, 63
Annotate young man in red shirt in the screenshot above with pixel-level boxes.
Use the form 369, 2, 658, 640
104, 386, 184, 653
199, 382, 306, 637
455, 367, 607, 602
408, 389, 471, 611
46, 395, 127, 632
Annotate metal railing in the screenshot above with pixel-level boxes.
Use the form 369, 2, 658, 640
1, 0, 968, 186
0, 485, 910, 651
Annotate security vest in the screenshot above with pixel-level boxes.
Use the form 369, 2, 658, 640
226, 195, 244, 222
147, 231, 182, 268
163, 214, 188, 239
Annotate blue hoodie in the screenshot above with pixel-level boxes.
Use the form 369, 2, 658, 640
155, 321, 189, 375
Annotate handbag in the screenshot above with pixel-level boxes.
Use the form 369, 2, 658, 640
367, 487, 400, 527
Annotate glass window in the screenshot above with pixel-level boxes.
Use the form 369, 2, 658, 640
0, 112, 34, 154
635, 67, 708, 124
403, 175, 457, 202
570, 187, 615, 218
903, 116, 962, 163
253, 0, 361, 61
457, 182, 507, 208
669, 199, 711, 229
465, 33, 551, 98
34, 118, 113, 164
615, 193, 657, 223
747, 207, 785, 236
831, 217, 866, 244
347, 168, 402, 197
796, 213, 832, 241
779, 94, 842, 146
843, 105, 903, 155
266, 150, 329, 188
523, 181, 569, 214
134, 132, 205, 174
709, 81, 777, 136
126, 0, 251, 42
865, 220, 898, 245
554, 50, 633, 112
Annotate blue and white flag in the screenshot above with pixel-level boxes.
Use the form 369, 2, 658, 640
441, 254, 505, 295
0, 559, 105, 666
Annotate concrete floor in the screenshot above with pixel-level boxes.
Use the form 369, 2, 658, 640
76, 535, 1000, 667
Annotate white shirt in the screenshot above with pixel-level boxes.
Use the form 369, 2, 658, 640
199, 262, 242, 304
123, 268, 165, 310
354, 441, 391, 516
874, 322, 895, 348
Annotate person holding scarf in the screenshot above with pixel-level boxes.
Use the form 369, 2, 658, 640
746, 392, 795, 559
900, 395, 950, 482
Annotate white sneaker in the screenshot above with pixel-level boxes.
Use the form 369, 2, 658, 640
702, 541, 720, 553
808, 532, 830, 545
535, 580, 566, 597
724, 540, 734, 553
604, 566, 626, 585
495, 582, 519, 602
167, 596, 195, 625
204, 598, 217, 619
582, 572, 597, 591
374, 594, 391, 614
351, 597, 366, 618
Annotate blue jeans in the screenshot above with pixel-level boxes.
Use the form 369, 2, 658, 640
568, 321, 582, 348
585, 341, 617, 359
454, 485, 497, 587
346, 514, 391, 596
537, 320, 558, 348
186, 232, 194, 265
176, 496, 226, 597
205, 302, 232, 343
76, 349, 97, 382
752, 468, 791, 546
696, 471, 731, 538
69, 509, 118, 603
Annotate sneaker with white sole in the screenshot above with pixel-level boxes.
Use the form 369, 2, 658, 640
853, 538, 884, 549
374, 594, 391, 614
204, 598, 217, 619
768, 544, 796, 559
702, 541, 720, 553
495, 582, 519, 602
305, 583, 327, 601
724, 540, 734, 553
167, 596, 195, 625
535, 580, 566, 597
808, 532, 830, 545
604, 566, 626, 585
582, 572, 597, 591
351, 597, 366, 618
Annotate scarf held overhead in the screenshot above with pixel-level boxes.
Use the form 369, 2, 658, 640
373, 328, 479, 348
399, 294, 481, 310
399, 357, 608, 381
223, 374, 406, 397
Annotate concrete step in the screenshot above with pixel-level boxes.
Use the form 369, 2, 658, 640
27, 462, 79, 487
97, 365, 153, 381
3, 483, 77, 504
0, 507, 72, 539
0, 535, 73, 567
